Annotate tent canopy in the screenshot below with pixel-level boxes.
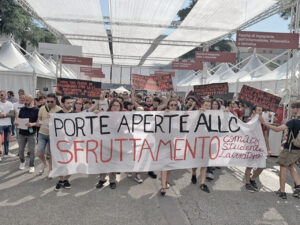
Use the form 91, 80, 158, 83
208, 63, 235, 83
112, 86, 130, 94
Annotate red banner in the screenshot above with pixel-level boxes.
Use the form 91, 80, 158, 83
172, 61, 203, 70
56, 78, 101, 99
193, 83, 228, 96
80, 67, 105, 78
154, 71, 175, 77
195, 51, 236, 63
236, 31, 299, 49
62, 56, 93, 66
239, 85, 281, 112
132, 74, 173, 92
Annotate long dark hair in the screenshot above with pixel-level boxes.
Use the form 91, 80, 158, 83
108, 98, 123, 111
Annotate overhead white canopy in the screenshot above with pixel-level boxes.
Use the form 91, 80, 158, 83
23, 0, 282, 66
27, 53, 56, 79
0, 42, 33, 72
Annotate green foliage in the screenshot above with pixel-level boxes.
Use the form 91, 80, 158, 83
0, 0, 56, 49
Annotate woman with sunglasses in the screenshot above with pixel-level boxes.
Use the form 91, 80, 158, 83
73, 99, 84, 113
96, 99, 123, 190
160, 98, 178, 196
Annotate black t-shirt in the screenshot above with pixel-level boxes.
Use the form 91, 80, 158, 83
18, 107, 39, 135
284, 117, 300, 150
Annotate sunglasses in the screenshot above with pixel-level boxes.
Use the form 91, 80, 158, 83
170, 104, 177, 107
0, 94, 4, 96
47, 101, 54, 103
75, 102, 83, 105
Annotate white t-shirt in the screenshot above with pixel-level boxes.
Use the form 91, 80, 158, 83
98, 99, 109, 111
13, 102, 24, 116
0, 101, 14, 126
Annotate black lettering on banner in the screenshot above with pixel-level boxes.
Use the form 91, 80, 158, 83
164, 114, 179, 133
132, 114, 143, 132
218, 116, 229, 133
229, 117, 241, 133
208, 115, 218, 132
180, 115, 189, 133
64, 119, 76, 136
54, 118, 64, 137
118, 115, 130, 133
85, 116, 97, 135
194, 113, 209, 132
154, 115, 165, 133
100, 116, 110, 134
75, 117, 86, 137
144, 114, 154, 133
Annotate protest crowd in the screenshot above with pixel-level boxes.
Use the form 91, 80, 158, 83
0, 88, 300, 200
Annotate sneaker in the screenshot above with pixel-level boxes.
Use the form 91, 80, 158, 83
292, 189, 300, 198
96, 180, 106, 189
245, 184, 256, 193
0, 157, 2, 162
206, 172, 214, 181
191, 175, 197, 184
54, 181, 64, 191
276, 191, 287, 199
29, 167, 35, 173
134, 176, 143, 184
39, 164, 46, 174
63, 180, 71, 189
109, 182, 117, 189
148, 171, 157, 179
7, 152, 16, 157
127, 173, 132, 178
19, 162, 26, 170
250, 179, 258, 191
200, 184, 210, 193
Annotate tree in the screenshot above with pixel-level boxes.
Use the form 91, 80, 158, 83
0, 0, 56, 50
176, 0, 232, 59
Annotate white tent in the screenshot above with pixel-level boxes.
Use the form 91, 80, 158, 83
0, 42, 35, 95
112, 86, 130, 94
208, 63, 235, 83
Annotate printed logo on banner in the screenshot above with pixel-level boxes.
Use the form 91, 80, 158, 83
49, 111, 267, 177
239, 85, 281, 112
132, 74, 173, 92
56, 78, 102, 99
193, 83, 229, 96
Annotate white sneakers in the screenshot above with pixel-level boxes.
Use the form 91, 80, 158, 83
29, 167, 35, 173
19, 162, 26, 170
7, 152, 16, 157
39, 164, 46, 174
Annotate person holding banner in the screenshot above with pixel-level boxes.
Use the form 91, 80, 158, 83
96, 99, 123, 190
36, 93, 62, 177
191, 100, 211, 193
73, 98, 84, 113
259, 100, 300, 199
160, 98, 178, 196
245, 106, 271, 193
54, 96, 73, 191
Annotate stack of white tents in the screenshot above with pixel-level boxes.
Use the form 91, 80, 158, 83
0, 41, 78, 96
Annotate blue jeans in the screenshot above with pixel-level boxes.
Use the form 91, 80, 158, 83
0, 125, 12, 155
37, 133, 50, 153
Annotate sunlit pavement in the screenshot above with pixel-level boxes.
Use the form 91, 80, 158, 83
1, 137, 299, 225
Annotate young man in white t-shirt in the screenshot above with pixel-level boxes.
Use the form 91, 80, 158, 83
0, 90, 16, 160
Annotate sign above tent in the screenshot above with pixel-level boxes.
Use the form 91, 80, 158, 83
38, 43, 82, 56
236, 31, 299, 49
172, 61, 203, 70
80, 67, 105, 78
62, 56, 93, 66
239, 85, 281, 112
193, 83, 229, 96
132, 74, 173, 92
195, 52, 236, 63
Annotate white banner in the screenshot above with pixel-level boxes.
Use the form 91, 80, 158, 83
49, 111, 267, 177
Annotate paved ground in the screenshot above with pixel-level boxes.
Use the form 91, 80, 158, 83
1, 137, 300, 225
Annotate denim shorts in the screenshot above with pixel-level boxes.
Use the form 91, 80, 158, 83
37, 133, 50, 153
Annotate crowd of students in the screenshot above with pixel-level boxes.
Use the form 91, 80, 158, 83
0, 88, 300, 199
